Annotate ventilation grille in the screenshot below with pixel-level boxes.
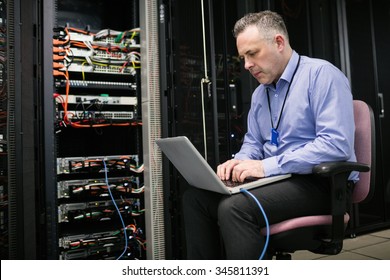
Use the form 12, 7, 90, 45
141, 0, 165, 260
6, 0, 17, 260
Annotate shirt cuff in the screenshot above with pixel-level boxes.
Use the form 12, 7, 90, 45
262, 156, 282, 177
233, 153, 250, 160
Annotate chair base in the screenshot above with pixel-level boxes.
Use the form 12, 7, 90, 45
266, 226, 344, 260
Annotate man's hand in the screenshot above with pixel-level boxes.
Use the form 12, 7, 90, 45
217, 159, 265, 182
232, 160, 265, 182
217, 159, 242, 181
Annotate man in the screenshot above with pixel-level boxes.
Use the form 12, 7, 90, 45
182, 10, 357, 259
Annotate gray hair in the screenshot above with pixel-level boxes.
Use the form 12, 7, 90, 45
233, 10, 289, 42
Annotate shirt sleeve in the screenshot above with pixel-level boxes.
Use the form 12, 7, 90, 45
233, 87, 266, 161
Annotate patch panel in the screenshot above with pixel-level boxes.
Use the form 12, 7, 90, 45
55, 79, 137, 90
62, 94, 137, 106
63, 62, 137, 75
59, 110, 136, 121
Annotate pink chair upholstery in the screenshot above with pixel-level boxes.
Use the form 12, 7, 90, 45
352, 100, 373, 203
260, 100, 374, 259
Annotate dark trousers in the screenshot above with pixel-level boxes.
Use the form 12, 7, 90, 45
182, 174, 331, 260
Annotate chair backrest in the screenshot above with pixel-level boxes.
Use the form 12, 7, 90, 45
352, 100, 375, 203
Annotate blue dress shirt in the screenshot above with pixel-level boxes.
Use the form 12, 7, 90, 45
234, 51, 358, 180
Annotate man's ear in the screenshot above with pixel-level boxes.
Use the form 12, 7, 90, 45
274, 34, 285, 50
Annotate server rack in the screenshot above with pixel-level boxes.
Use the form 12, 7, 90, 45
2, 0, 165, 260
47, 0, 147, 260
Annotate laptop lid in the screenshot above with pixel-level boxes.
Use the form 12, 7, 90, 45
156, 136, 291, 195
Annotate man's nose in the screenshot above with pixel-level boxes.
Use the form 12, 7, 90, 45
244, 59, 253, 70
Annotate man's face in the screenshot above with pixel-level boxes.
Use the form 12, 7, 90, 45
236, 25, 283, 85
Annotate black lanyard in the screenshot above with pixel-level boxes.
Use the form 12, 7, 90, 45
266, 55, 301, 145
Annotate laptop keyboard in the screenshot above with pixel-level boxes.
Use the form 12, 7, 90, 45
222, 180, 244, 188
222, 178, 258, 188
222, 177, 258, 188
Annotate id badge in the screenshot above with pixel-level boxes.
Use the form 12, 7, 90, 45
271, 128, 279, 146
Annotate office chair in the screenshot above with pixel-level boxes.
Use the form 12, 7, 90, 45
260, 100, 375, 260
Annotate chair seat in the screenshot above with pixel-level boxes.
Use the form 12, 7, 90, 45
261, 213, 350, 236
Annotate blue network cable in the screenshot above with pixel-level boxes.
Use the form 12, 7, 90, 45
240, 188, 269, 260
103, 160, 128, 260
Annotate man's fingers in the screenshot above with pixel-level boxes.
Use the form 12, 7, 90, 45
232, 160, 264, 182
218, 159, 242, 180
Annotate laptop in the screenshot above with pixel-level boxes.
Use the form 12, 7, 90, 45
156, 136, 291, 195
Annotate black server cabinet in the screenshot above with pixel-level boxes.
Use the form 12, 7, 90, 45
0, 1, 10, 260
2, 0, 39, 260
33, 0, 146, 259
344, 0, 390, 233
